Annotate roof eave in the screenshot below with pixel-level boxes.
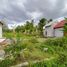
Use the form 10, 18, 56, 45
54, 26, 63, 29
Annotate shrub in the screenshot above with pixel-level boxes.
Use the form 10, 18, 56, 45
43, 37, 67, 47
0, 59, 14, 67
29, 38, 39, 43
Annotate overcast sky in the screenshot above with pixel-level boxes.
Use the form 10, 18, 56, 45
0, 0, 67, 26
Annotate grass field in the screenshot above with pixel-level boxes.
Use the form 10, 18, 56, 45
0, 32, 67, 67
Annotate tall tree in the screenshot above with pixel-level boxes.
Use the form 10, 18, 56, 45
38, 18, 47, 36
15, 26, 25, 33
24, 20, 34, 34
48, 19, 53, 23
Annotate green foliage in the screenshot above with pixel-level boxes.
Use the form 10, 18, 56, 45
28, 59, 58, 67
15, 26, 25, 33
15, 20, 37, 35
3, 32, 14, 38
3, 18, 47, 37
64, 23, 67, 32
29, 53, 67, 67
2, 17, 67, 67
29, 38, 39, 43
38, 18, 47, 36
24, 21, 34, 34
64, 23, 67, 36
4, 40, 23, 54
2, 34, 67, 67
64, 17, 67, 36
44, 38, 66, 47
0, 59, 14, 67
30, 37, 67, 67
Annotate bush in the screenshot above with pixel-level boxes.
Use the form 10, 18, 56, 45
43, 37, 67, 47
0, 59, 14, 67
29, 38, 39, 43
3, 36, 67, 67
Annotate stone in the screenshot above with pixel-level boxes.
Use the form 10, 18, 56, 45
0, 49, 5, 60
43, 48, 48, 51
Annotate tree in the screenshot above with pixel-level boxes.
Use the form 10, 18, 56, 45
48, 19, 53, 23
15, 20, 36, 35
38, 18, 47, 36
24, 20, 34, 34
15, 26, 21, 32
15, 26, 25, 33
64, 18, 67, 36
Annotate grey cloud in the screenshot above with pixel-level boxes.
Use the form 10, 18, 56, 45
24, 0, 67, 19
0, 0, 30, 23
0, 0, 67, 24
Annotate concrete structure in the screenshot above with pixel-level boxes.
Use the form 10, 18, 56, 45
43, 20, 67, 37
43, 21, 57, 37
54, 28, 63, 37
0, 21, 3, 38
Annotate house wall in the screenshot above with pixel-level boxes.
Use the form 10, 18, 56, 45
0, 24, 2, 38
54, 28, 63, 37
43, 26, 54, 37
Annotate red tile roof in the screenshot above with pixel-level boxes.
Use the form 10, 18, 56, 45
54, 20, 67, 29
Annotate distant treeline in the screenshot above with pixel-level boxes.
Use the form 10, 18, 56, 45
3, 17, 67, 37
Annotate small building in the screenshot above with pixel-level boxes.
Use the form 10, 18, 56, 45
43, 20, 67, 37
43, 22, 54, 37
54, 20, 66, 37
43, 21, 57, 37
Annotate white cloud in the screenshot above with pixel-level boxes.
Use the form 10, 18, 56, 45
27, 11, 43, 19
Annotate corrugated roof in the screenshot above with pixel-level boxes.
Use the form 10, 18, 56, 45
54, 20, 67, 29
43, 20, 58, 29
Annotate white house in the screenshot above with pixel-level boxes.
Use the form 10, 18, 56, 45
43, 20, 67, 37
43, 21, 54, 37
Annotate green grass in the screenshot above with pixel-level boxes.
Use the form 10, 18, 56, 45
1, 32, 67, 67
3, 32, 38, 39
